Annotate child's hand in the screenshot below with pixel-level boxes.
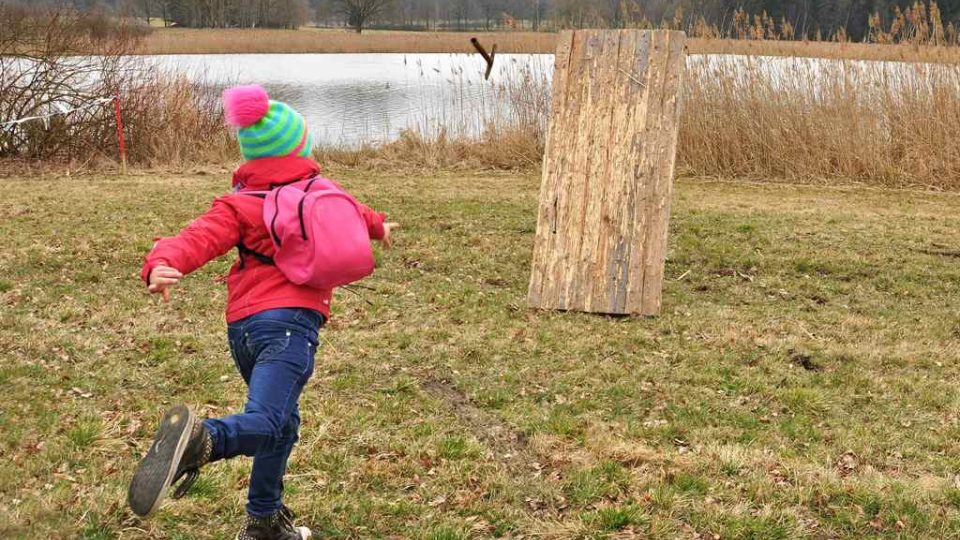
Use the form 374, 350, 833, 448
148, 265, 183, 303
381, 222, 400, 249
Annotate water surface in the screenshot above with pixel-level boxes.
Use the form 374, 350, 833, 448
152, 53, 553, 147
150, 52, 953, 147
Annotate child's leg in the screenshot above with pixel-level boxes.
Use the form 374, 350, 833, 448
128, 309, 320, 522
246, 405, 301, 516
204, 336, 315, 460
202, 309, 320, 516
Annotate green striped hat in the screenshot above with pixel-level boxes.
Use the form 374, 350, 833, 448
223, 85, 313, 161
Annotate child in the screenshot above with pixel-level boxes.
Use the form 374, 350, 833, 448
127, 85, 395, 540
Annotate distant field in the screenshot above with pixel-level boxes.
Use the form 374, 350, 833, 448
137, 27, 960, 63
4, 172, 960, 538
138, 28, 556, 55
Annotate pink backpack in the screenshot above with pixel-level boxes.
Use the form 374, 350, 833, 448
240, 177, 375, 289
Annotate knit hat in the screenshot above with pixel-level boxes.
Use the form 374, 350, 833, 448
223, 85, 313, 161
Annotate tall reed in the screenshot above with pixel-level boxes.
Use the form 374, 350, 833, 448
316, 55, 550, 171
137, 27, 960, 64
323, 54, 960, 189
679, 57, 960, 187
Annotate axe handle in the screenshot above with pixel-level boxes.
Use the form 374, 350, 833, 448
471, 38, 497, 79
470, 38, 493, 63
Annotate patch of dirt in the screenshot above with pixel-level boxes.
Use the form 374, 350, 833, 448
917, 244, 960, 259
421, 375, 538, 472
788, 349, 822, 371
421, 376, 562, 484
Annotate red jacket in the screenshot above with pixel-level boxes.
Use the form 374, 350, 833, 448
141, 157, 386, 323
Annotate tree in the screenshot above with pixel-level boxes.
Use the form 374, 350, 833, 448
139, 0, 153, 24
335, 0, 391, 33
478, 0, 505, 30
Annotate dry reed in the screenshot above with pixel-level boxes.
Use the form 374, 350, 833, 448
320, 54, 960, 189
119, 72, 234, 166
139, 28, 556, 55
679, 57, 960, 188
138, 28, 960, 64
316, 57, 549, 172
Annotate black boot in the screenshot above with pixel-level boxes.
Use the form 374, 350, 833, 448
236, 505, 312, 540
169, 413, 213, 499
127, 404, 213, 516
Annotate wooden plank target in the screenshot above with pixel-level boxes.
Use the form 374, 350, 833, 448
528, 30, 686, 316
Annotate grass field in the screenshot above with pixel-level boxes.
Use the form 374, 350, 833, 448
138, 27, 960, 64
3, 171, 960, 538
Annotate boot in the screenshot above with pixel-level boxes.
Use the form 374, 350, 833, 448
236, 505, 312, 540
127, 404, 213, 516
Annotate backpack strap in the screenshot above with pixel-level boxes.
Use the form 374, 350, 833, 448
236, 241, 275, 269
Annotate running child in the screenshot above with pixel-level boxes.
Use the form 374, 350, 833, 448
127, 85, 396, 540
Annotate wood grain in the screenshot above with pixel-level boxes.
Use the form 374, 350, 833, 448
528, 30, 686, 316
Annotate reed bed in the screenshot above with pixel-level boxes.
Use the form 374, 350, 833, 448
119, 73, 234, 166
679, 57, 960, 188
14, 19, 960, 188
0, 69, 232, 172
322, 54, 960, 189
139, 28, 556, 55
139, 27, 960, 64
316, 56, 550, 172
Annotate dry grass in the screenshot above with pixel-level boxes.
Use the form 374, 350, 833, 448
137, 27, 960, 63
119, 74, 234, 167
315, 127, 542, 172
679, 57, 960, 187
4, 172, 960, 538
138, 28, 556, 55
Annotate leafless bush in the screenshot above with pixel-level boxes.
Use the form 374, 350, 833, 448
0, 4, 228, 166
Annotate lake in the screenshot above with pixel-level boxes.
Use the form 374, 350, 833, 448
151, 53, 955, 148
151, 53, 553, 147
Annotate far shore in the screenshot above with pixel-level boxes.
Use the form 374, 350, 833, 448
136, 27, 960, 64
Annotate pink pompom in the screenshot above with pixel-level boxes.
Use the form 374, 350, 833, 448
223, 85, 270, 128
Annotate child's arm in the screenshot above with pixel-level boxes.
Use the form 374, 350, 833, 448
357, 203, 399, 248
141, 199, 242, 301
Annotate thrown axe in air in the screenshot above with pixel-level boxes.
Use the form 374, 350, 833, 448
471, 38, 497, 80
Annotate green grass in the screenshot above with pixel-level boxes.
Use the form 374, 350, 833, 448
2, 171, 960, 538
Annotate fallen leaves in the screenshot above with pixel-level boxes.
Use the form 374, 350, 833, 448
836, 451, 860, 476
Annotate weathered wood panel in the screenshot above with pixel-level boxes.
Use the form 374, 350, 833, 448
528, 30, 686, 316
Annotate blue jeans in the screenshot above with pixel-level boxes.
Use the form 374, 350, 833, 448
202, 308, 323, 518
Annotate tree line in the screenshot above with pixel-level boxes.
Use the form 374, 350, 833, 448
16, 0, 960, 43
343, 1, 960, 41
7, 0, 310, 28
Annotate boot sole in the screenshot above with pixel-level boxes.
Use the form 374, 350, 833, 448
127, 404, 195, 517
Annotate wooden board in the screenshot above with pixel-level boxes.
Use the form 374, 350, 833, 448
528, 30, 686, 316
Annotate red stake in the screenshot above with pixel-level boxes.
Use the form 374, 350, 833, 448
114, 92, 127, 173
